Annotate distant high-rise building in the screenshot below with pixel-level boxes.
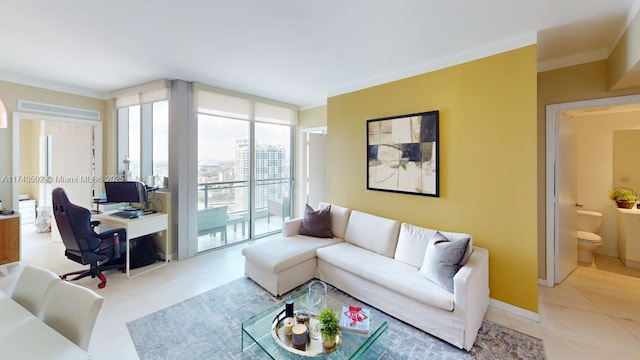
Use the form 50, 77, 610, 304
234, 139, 288, 213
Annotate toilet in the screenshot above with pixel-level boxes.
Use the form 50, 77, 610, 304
577, 210, 603, 263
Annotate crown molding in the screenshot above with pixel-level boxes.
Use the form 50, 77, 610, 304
0, 70, 110, 99
328, 32, 537, 99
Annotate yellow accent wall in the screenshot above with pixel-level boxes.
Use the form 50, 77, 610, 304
327, 45, 539, 311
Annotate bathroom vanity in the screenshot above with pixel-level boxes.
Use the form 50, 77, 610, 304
616, 208, 640, 269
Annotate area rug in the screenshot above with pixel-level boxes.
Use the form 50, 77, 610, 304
127, 277, 545, 359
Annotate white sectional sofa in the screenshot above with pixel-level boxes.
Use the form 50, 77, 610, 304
241, 203, 489, 350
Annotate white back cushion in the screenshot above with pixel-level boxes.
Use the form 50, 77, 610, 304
11, 265, 60, 316
40, 281, 104, 350
395, 223, 473, 268
343, 210, 401, 257
319, 202, 351, 239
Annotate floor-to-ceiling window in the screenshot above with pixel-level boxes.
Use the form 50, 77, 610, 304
115, 81, 170, 204
197, 114, 250, 251
124, 105, 141, 180
254, 122, 291, 237
195, 88, 296, 252
117, 101, 169, 185
152, 101, 169, 179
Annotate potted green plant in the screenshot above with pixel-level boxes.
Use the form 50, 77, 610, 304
609, 186, 638, 208
317, 306, 340, 349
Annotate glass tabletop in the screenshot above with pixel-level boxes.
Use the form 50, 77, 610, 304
242, 284, 387, 359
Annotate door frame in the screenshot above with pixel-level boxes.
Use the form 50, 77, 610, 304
545, 94, 640, 287
11, 111, 103, 211
298, 126, 327, 216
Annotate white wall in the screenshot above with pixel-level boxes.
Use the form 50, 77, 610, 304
614, 130, 640, 193
576, 111, 640, 257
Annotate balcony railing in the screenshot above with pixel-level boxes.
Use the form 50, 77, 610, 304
197, 177, 291, 252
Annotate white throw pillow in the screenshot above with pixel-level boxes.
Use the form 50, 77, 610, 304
418, 231, 470, 293
395, 223, 473, 268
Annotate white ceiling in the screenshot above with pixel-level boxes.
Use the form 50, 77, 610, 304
0, 0, 638, 108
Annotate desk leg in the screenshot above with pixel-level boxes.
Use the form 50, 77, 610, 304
126, 236, 131, 278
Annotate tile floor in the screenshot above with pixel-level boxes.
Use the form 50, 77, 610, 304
1, 226, 640, 360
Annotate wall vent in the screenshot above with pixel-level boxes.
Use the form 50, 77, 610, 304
18, 100, 101, 120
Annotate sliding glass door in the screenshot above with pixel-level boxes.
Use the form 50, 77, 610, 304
197, 115, 250, 252
194, 88, 296, 252
254, 122, 291, 237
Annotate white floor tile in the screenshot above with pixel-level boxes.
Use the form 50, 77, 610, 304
2, 227, 640, 359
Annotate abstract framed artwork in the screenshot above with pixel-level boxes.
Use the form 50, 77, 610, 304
367, 110, 439, 197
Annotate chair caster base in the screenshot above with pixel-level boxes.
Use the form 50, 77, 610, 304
97, 273, 107, 289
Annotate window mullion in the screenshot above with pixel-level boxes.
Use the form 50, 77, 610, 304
141, 103, 153, 182
248, 102, 256, 239
117, 107, 129, 178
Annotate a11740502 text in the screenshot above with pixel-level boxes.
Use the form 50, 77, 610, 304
0, 175, 124, 183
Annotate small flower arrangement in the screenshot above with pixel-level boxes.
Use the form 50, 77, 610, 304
609, 187, 637, 201
609, 186, 637, 208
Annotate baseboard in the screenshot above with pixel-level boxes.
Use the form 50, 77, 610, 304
538, 277, 553, 287
489, 298, 541, 322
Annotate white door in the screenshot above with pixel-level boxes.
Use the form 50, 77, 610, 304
47, 122, 95, 242
555, 111, 578, 283
47, 122, 94, 208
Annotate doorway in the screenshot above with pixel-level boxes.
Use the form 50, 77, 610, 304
545, 94, 640, 286
11, 112, 103, 240
301, 128, 327, 212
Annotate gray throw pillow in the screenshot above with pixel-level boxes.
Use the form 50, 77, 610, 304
418, 231, 470, 293
298, 204, 333, 238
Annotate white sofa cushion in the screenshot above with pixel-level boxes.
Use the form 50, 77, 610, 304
242, 236, 342, 273
343, 210, 401, 258
394, 223, 473, 268
319, 202, 351, 239
316, 242, 454, 311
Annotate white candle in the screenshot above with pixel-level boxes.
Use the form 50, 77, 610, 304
283, 317, 295, 335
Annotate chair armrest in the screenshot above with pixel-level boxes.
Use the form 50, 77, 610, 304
90, 221, 100, 229
96, 228, 127, 241
283, 218, 302, 237
452, 246, 490, 350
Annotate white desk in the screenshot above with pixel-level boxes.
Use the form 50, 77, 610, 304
92, 211, 169, 278
0, 291, 90, 360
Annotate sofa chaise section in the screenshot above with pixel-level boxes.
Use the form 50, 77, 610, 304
241, 203, 351, 296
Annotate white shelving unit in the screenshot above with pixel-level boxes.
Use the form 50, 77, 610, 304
18, 199, 36, 225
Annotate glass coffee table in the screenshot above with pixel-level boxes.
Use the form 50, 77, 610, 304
242, 284, 387, 359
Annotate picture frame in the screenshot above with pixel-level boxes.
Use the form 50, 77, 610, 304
366, 110, 439, 197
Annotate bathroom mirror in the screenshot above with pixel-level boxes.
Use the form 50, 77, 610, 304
613, 129, 640, 197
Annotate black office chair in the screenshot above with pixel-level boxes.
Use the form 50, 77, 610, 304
52, 187, 127, 289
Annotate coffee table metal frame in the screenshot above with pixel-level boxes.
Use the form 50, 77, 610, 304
242, 285, 387, 359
